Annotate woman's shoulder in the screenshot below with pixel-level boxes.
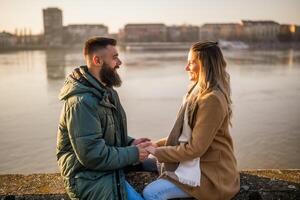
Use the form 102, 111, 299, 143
199, 89, 228, 110
201, 89, 225, 101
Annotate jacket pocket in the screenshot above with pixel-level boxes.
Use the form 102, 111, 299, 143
201, 150, 221, 162
75, 170, 111, 180
74, 171, 114, 199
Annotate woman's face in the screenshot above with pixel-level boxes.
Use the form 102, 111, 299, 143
185, 50, 200, 82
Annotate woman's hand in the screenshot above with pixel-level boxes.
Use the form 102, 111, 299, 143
155, 137, 167, 147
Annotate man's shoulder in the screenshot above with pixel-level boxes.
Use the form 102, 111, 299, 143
66, 92, 99, 109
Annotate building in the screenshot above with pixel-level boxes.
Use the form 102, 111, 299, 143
241, 20, 280, 41
296, 26, 300, 41
0, 31, 17, 48
199, 23, 243, 41
28, 34, 44, 46
167, 25, 199, 42
278, 24, 296, 41
43, 7, 63, 47
63, 24, 108, 45
43, 7, 109, 46
124, 24, 167, 42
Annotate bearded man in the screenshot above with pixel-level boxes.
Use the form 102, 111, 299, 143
56, 37, 150, 200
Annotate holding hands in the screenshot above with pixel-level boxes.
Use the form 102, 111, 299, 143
132, 138, 158, 162
144, 142, 157, 155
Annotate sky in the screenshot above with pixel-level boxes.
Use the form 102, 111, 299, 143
1, 0, 300, 34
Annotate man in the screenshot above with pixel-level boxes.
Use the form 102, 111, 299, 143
56, 37, 150, 200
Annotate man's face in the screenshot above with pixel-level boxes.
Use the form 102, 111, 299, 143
101, 45, 122, 70
98, 45, 123, 87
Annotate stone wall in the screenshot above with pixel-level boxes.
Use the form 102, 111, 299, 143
0, 170, 299, 200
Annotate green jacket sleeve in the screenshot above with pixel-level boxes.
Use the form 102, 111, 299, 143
127, 135, 135, 146
66, 97, 139, 171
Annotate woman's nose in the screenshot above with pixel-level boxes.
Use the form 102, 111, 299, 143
185, 64, 189, 71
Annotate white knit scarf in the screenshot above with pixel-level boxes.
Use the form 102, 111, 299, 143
174, 87, 201, 187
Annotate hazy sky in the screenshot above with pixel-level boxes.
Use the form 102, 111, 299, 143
1, 0, 300, 34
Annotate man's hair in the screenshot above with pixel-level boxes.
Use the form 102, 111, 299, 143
83, 37, 117, 56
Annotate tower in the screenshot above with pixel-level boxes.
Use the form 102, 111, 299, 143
43, 8, 63, 47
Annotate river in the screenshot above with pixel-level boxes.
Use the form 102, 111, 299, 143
0, 48, 299, 173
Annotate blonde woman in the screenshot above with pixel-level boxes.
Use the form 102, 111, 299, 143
143, 41, 240, 200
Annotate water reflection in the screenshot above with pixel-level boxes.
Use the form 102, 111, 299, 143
224, 49, 299, 66
46, 50, 66, 80
0, 49, 299, 173
43, 49, 300, 81
288, 50, 294, 67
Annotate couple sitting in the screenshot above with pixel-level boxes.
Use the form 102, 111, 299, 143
56, 37, 240, 200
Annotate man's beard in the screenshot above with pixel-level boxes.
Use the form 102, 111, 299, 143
99, 62, 122, 87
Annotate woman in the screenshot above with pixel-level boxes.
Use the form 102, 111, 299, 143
143, 41, 240, 200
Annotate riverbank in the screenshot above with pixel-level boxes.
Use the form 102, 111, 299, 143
1, 42, 300, 53
0, 170, 299, 200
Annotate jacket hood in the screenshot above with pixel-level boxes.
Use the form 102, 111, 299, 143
58, 66, 107, 101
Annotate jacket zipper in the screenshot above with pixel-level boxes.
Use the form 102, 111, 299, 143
116, 170, 122, 200
108, 90, 125, 200
113, 107, 124, 200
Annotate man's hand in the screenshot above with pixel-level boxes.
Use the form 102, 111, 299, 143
131, 138, 151, 146
145, 142, 157, 155
136, 142, 152, 162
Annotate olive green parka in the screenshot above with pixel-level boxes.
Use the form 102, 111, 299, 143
56, 66, 139, 200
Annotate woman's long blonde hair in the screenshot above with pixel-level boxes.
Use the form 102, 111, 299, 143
191, 41, 232, 122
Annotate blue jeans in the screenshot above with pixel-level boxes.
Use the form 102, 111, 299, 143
125, 181, 144, 200
143, 178, 191, 200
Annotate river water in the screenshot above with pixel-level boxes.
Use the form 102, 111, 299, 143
0, 48, 299, 174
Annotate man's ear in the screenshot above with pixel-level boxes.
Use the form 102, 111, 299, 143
92, 55, 103, 66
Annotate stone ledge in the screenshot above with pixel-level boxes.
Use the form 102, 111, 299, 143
0, 170, 299, 200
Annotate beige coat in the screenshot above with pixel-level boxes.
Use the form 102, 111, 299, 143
155, 89, 240, 200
